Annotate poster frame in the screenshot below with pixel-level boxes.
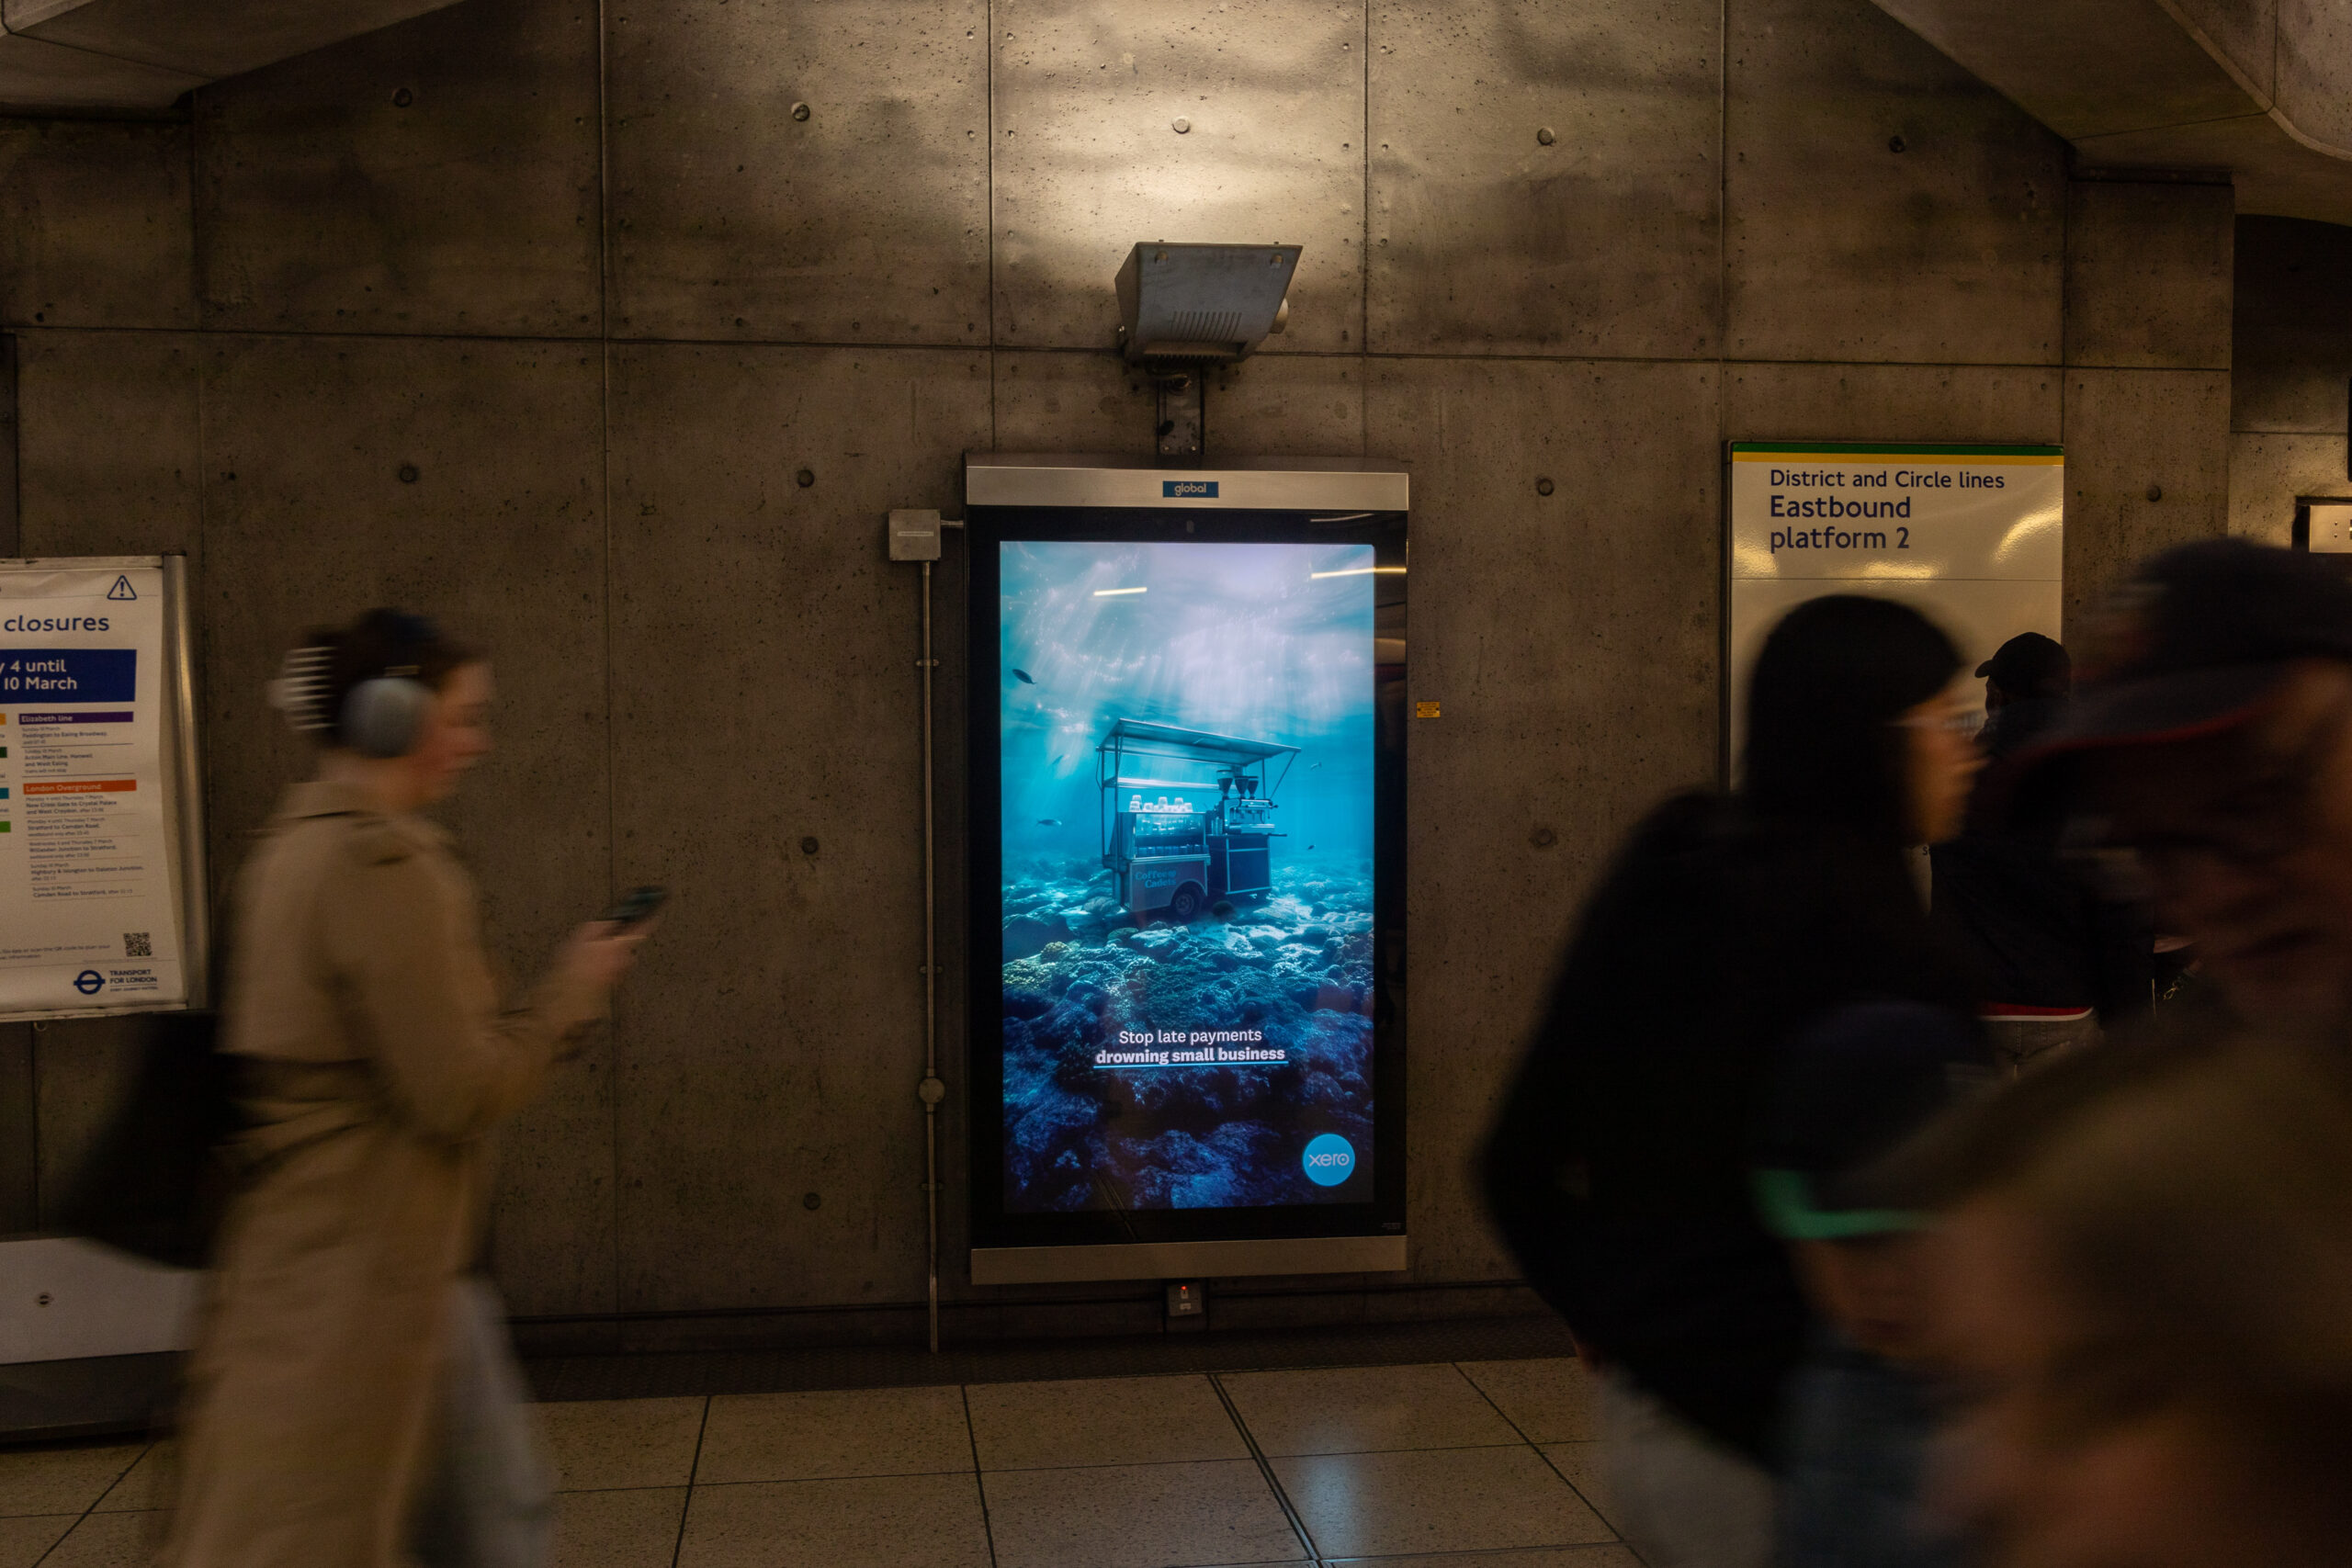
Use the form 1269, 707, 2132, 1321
963, 457, 1408, 1285
1720, 440, 2067, 784
0, 553, 209, 1021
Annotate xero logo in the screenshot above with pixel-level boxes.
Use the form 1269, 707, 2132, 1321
1302, 1133, 1354, 1187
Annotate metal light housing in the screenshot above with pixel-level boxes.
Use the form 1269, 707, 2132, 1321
1114, 242, 1299, 365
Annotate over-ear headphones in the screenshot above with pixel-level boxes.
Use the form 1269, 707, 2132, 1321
340, 667, 433, 759
338, 610, 440, 758
267, 611, 442, 759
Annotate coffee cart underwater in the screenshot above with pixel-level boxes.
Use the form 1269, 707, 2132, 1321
1096, 718, 1298, 923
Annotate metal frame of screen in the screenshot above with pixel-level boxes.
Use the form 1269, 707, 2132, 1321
966, 467, 1408, 1282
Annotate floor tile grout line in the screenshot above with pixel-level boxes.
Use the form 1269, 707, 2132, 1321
667, 1395, 710, 1568
1452, 1360, 1620, 1536
560, 1433, 1555, 1495
1208, 1370, 1326, 1567
29, 1439, 149, 1566
1450, 1358, 1547, 1447
961, 1384, 1001, 1568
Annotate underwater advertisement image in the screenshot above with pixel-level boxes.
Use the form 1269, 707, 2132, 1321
998, 539, 1378, 1213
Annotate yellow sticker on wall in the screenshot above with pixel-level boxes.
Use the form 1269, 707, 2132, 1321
1415, 701, 1441, 718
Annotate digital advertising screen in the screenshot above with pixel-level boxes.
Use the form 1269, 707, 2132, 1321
967, 499, 1406, 1260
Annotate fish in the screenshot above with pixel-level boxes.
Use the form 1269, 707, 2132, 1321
1052, 754, 1066, 765
1037, 818, 1063, 827
1309, 761, 1321, 769
1306, 844, 1316, 851
1012, 668, 1036, 684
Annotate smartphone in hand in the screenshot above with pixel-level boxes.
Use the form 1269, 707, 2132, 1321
597, 886, 669, 930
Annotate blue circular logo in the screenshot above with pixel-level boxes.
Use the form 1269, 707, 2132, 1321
74, 970, 105, 996
1302, 1133, 1355, 1187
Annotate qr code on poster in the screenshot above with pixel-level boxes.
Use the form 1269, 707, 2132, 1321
123, 931, 152, 958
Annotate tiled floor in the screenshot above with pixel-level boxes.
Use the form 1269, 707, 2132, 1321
0, 1357, 1638, 1568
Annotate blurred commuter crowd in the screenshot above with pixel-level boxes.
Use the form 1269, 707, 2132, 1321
1487, 539, 2352, 1568
116, 541, 2352, 1568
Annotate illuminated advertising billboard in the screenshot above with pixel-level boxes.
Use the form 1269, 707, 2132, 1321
967, 461, 1406, 1277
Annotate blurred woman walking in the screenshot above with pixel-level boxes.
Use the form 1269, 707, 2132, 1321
1482, 595, 1984, 1568
162, 610, 645, 1568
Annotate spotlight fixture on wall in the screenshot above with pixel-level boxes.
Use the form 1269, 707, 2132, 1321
1114, 242, 1299, 468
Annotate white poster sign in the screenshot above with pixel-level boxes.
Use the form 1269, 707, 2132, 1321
0, 557, 207, 1018
1725, 444, 2064, 770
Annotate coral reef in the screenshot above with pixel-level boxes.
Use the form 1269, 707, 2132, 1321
1001, 860, 1376, 1211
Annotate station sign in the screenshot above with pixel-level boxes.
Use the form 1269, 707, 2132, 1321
1726, 443, 2064, 769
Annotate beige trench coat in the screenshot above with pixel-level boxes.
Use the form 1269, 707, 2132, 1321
162, 781, 601, 1568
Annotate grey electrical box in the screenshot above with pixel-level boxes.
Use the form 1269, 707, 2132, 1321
1115, 243, 1298, 364
888, 509, 943, 561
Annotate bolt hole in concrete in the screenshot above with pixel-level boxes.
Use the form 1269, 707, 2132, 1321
392, 87, 413, 107
799, 836, 820, 854
1172, 117, 1191, 133
796, 468, 816, 488
1532, 826, 1558, 849
1888, 134, 1906, 152
802, 1191, 821, 1211
2148, 483, 2165, 502
1537, 126, 1555, 145
790, 101, 810, 121
1536, 476, 1555, 496
397, 463, 420, 484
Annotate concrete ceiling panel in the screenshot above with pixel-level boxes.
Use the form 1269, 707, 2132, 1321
1864, 0, 2352, 227
5, 0, 466, 82
0, 27, 200, 111
1367, 0, 1721, 359
1723, 360, 2063, 446
2233, 216, 2352, 434
991, 0, 1365, 353
0, 119, 194, 330
605, 343, 989, 1313
2062, 180, 2234, 370
1365, 355, 1721, 1280
2168, 0, 2277, 100
1727, 0, 2066, 366
196, 333, 615, 1314
2275, 0, 2352, 159
2072, 113, 2352, 226
2061, 367, 2230, 629
1867, 0, 2257, 140
605, 0, 989, 345
194, 0, 600, 336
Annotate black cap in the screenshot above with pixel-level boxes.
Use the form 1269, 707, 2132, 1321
1975, 632, 2070, 697
1752, 1001, 1992, 1240
2036, 539, 2352, 754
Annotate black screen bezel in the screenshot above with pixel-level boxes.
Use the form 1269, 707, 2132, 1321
967, 504, 1408, 1254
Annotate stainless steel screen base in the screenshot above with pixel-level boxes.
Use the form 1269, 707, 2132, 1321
970, 1235, 1407, 1286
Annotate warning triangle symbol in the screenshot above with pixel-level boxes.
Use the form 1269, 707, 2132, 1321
107, 576, 137, 601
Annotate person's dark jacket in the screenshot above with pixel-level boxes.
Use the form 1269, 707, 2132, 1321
1481, 792, 1973, 1464
1929, 698, 2154, 1019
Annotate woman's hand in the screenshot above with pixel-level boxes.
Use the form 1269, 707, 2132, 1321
558, 919, 652, 995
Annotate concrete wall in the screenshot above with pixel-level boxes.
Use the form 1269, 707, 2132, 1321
2229, 216, 2352, 545
0, 0, 2238, 1344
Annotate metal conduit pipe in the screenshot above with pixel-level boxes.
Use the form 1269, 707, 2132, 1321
892, 507, 956, 1355
920, 516, 969, 1354
919, 558, 945, 1355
